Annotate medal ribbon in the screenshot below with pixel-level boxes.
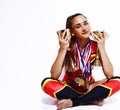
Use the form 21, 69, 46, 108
76, 41, 91, 78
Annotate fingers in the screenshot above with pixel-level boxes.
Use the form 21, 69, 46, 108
57, 29, 71, 42
98, 31, 103, 39
62, 29, 67, 39
62, 29, 71, 41
91, 32, 100, 41
91, 30, 108, 41
103, 30, 109, 39
57, 29, 71, 50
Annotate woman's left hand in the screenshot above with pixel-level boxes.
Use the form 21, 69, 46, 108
92, 30, 107, 51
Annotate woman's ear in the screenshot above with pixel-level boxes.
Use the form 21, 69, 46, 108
70, 30, 75, 36
71, 33, 75, 36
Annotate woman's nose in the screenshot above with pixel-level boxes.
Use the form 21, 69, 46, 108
82, 26, 87, 32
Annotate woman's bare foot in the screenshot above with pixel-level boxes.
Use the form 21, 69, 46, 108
57, 99, 73, 110
91, 100, 104, 106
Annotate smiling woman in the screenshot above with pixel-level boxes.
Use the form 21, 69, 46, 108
1, 0, 120, 110
41, 13, 120, 110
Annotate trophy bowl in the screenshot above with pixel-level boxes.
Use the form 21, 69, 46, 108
91, 31, 109, 40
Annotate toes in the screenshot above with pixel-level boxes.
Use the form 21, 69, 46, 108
56, 99, 73, 110
91, 100, 104, 106
97, 100, 104, 106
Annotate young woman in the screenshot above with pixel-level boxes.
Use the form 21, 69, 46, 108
41, 13, 120, 110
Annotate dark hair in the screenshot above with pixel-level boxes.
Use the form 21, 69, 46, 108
65, 13, 88, 72
66, 13, 86, 29
65, 13, 86, 71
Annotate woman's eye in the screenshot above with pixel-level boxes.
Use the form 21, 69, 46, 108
75, 24, 81, 28
84, 21, 89, 25
76, 26, 80, 28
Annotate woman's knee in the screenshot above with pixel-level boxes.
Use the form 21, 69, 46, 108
107, 76, 120, 82
41, 77, 51, 87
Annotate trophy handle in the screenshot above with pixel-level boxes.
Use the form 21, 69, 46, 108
93, 47, 101, 66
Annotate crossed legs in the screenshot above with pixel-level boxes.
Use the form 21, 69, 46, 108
41, 76, 120, 110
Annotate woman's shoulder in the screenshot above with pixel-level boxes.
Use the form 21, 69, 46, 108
90, 40, 97, 53
90, 40, 97, 46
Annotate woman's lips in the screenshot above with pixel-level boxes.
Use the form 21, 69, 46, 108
82, 31, 89, 35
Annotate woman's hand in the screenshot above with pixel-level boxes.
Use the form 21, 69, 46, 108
57, 29, 71, 50
92, 30, 107, 51
92, 30, 113, 78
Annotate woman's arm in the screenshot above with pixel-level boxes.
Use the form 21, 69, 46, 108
51, 48, 67, 79
99, 48, 114, 79
93, 31, 114, 79
51, 29, 71, 79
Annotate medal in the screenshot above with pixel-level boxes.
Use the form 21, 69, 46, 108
75, 77, 85, 86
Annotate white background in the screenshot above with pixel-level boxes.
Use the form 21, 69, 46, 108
0, 0, 120, 110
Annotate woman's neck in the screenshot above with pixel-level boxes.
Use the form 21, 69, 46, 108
77, 38, 90, 49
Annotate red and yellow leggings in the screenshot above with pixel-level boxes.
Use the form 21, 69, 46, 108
41, 76, 120, 106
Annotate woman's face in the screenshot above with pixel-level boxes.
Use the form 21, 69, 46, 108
71, 15, 91, 39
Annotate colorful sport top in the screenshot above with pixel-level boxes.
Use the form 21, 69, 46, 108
60, 40, 97, 93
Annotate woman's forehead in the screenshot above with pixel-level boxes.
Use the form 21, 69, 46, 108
72, 15, 87, 25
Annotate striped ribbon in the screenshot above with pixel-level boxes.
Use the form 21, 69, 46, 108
76, 41, 91, 78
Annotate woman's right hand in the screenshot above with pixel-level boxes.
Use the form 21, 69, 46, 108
57, 29, 71, 50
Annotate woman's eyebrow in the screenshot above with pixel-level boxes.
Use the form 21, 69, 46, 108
84, 20, 88, 23
72, 19, 88, 28
73, 23, 81, 28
